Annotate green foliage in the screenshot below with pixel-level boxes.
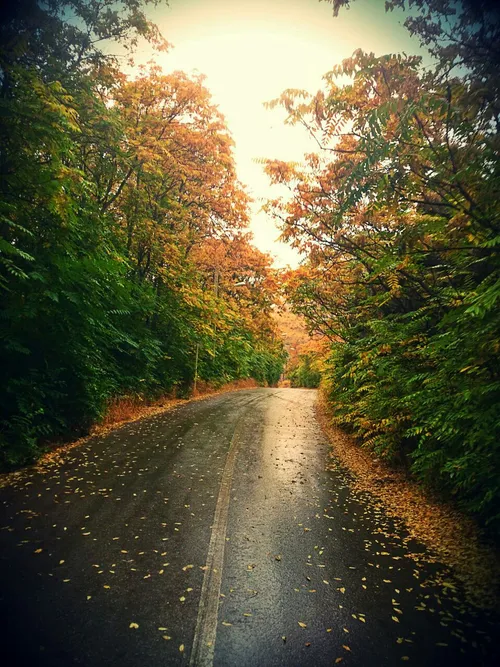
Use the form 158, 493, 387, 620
0, 1, 285, 468
266, 1, 500, 535
289, 353, 322, 388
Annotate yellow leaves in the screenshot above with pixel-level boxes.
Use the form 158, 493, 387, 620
34, 548, 43, 554
179, 644, 185, 653
182, 564, 194, 572
129, 622, 139, 629
222, 621, 232, 627
162, 635, 172, 641
263, 159, 301, 185
387, 273, 400, 293
392, 616, 400, 623
298, 622, 307, 628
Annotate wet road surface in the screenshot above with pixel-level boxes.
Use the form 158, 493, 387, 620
0, 388, 497, 666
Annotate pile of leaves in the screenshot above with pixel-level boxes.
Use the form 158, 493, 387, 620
264, 0, 500, 535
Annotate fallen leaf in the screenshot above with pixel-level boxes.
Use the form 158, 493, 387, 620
298, 622, 307, 628
179, 644, 185, 652
129, 623, 139, 629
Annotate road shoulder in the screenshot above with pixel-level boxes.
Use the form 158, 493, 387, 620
316, 391, 500, 611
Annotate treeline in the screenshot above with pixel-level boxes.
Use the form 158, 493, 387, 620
265, 1, 500, 535
0, 1, 285, 468
288, 353, 321, 389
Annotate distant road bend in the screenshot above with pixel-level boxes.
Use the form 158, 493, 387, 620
0, 388, 496, 666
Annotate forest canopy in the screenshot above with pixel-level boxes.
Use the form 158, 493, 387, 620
265, 0, 500, 534
0, 0, 286, 468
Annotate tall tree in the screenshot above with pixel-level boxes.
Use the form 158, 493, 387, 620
265, 1, 500, 532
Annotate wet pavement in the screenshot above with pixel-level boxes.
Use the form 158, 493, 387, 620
0, 388, 497, 666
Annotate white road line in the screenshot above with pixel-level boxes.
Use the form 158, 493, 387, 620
189, 395, 267, 667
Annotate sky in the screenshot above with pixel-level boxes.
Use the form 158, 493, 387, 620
134, 0, 422, 267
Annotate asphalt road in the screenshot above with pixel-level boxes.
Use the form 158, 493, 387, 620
0, 388, 497, 666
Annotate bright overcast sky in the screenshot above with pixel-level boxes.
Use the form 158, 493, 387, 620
135, 0, 422, 267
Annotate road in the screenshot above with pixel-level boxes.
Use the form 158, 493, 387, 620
0, 388, 497, 666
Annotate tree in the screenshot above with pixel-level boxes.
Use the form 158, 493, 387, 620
0, 1, 286, 467
264, 1, 500, 532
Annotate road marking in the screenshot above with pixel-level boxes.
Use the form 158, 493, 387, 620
189, 396, 265, 667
